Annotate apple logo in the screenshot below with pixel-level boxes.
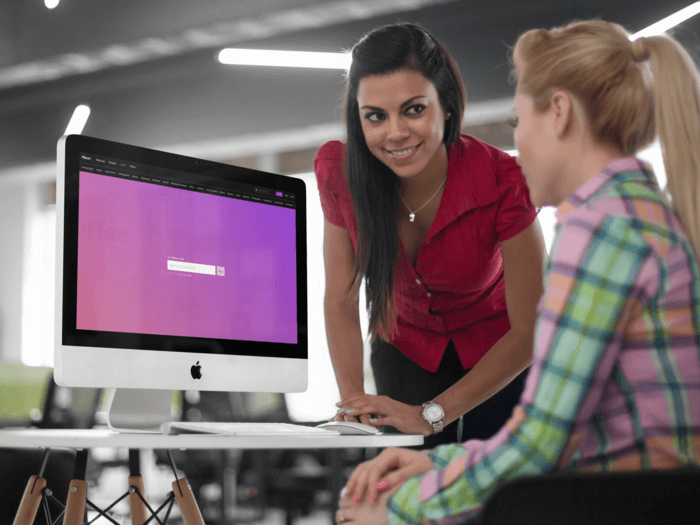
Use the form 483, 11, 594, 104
190, 361, 202, 380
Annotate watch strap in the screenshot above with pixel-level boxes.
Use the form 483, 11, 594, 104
421, 401, 445, 434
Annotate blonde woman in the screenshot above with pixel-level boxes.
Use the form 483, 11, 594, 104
333, 20, 700, 525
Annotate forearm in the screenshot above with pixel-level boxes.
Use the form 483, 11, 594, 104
434, 326, 533, 427
324, 298, 366, 398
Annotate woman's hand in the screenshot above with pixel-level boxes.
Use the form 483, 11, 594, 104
336, 489, 392, 525
342, 447, 435, 505
331, 394, 374, 425
337, 393, 433, 435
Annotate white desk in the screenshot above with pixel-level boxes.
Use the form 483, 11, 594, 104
0, 427, 423, 449
1, 428, 423, 525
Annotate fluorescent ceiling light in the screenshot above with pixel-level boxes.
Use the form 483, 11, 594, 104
64, 105, 91, 135
45, 0, 59, 8
218, 48, 351, 69
632, 2, 700, 39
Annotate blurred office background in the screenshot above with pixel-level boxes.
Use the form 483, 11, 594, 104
0, 1, 695, 523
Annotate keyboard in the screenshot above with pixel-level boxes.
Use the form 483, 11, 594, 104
162, 421, 341, 436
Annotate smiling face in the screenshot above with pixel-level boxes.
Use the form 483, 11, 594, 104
356, 69, 448, 181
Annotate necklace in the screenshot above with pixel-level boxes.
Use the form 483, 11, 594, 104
400, 176, 447, 222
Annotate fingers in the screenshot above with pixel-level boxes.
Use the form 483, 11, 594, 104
336, 495, 392, 525
347, 449, 434, 504
344, 448, 400, 503
367, 415, 393, 427
337, 399, 388, 419
359, 413, 374, 426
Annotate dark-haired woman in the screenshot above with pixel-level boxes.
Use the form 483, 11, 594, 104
315, 23, 545, 448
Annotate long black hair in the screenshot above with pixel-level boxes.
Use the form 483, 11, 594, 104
343, 23, 466, 339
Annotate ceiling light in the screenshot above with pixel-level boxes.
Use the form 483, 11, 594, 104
218, 48, 351, 69
45, 0, 59, 9
632, 2, 700, 39
64, 105, 91, 135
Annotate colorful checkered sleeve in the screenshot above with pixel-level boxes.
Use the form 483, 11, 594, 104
385, 209, 654, 523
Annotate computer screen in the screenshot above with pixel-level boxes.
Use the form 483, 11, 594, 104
55, 135, 308, 430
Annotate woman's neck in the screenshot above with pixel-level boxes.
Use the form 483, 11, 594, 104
400, 143, 449, 201
556, 142, 626, 205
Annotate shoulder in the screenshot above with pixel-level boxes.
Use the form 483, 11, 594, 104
559, 204, 652, 261
450, 135, 521, 182
450, 134, 514, 166
447, 135, 525, 205
314, 140, 344, 164
584, 178, 689, 259
313, 140, 347, 195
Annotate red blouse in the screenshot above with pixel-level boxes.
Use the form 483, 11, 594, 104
314, 135, 537, 372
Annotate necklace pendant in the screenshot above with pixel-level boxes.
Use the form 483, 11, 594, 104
409, 212, 415, 222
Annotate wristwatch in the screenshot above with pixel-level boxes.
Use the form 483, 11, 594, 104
421, 401, 445, 434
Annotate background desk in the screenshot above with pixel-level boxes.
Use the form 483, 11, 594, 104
1, 428, 423, 525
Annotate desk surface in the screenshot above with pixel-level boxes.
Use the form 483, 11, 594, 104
0, 428, 423, 449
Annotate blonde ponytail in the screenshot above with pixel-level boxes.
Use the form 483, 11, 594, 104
643, 35, 700, 258
513, 21, 700, 257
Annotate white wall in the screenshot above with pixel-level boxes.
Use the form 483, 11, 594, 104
0, 185, 26, 363
284, 172, 376, 422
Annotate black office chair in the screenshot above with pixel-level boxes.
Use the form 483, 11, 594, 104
477, 466, 700, 525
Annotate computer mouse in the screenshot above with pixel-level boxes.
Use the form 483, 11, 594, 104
315, 421, 380, 435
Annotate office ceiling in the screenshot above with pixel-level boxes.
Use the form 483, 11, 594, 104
0, 0, 698, 171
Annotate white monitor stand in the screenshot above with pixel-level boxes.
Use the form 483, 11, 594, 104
105, 388, 174, 433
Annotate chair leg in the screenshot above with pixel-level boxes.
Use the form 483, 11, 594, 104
12, 475, 47, 525
63, 479, 88, 525
128, 449, 149, 525
63, 448, 89, 525
129, 475, 148, 525
172, 477, 206, 525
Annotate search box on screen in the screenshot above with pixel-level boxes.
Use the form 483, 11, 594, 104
167, 260, 216, 275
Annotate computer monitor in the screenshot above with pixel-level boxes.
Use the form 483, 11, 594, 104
55, 135, 308, 432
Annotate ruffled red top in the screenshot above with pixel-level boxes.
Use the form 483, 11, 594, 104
314, 135, 537, 372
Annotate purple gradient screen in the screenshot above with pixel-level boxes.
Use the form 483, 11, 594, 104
76, 171, 297, 344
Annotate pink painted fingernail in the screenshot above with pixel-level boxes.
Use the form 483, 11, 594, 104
352, 494, 359, 504
370, 495, 375, 503
375, 479, 390, 491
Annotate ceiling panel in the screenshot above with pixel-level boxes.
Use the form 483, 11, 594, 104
0, 0, 697, 170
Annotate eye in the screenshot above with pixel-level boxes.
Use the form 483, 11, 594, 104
508, 116, 519, 128
405, 104, 426, 116
363, 112, 385, 123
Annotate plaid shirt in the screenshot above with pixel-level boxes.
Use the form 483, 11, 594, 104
388, 158, 700, 524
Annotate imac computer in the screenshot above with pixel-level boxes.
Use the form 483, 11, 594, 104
55, 135, 308, 432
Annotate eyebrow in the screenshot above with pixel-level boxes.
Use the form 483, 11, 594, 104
360, 95, 427, 111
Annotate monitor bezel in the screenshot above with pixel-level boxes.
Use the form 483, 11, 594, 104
55, 135, 308, 392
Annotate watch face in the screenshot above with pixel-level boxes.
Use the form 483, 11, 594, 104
425, 405, 443, 421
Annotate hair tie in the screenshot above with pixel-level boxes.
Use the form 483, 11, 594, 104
630, 37, 650, 62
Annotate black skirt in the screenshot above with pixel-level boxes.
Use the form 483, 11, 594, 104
370, 337, 528, 449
